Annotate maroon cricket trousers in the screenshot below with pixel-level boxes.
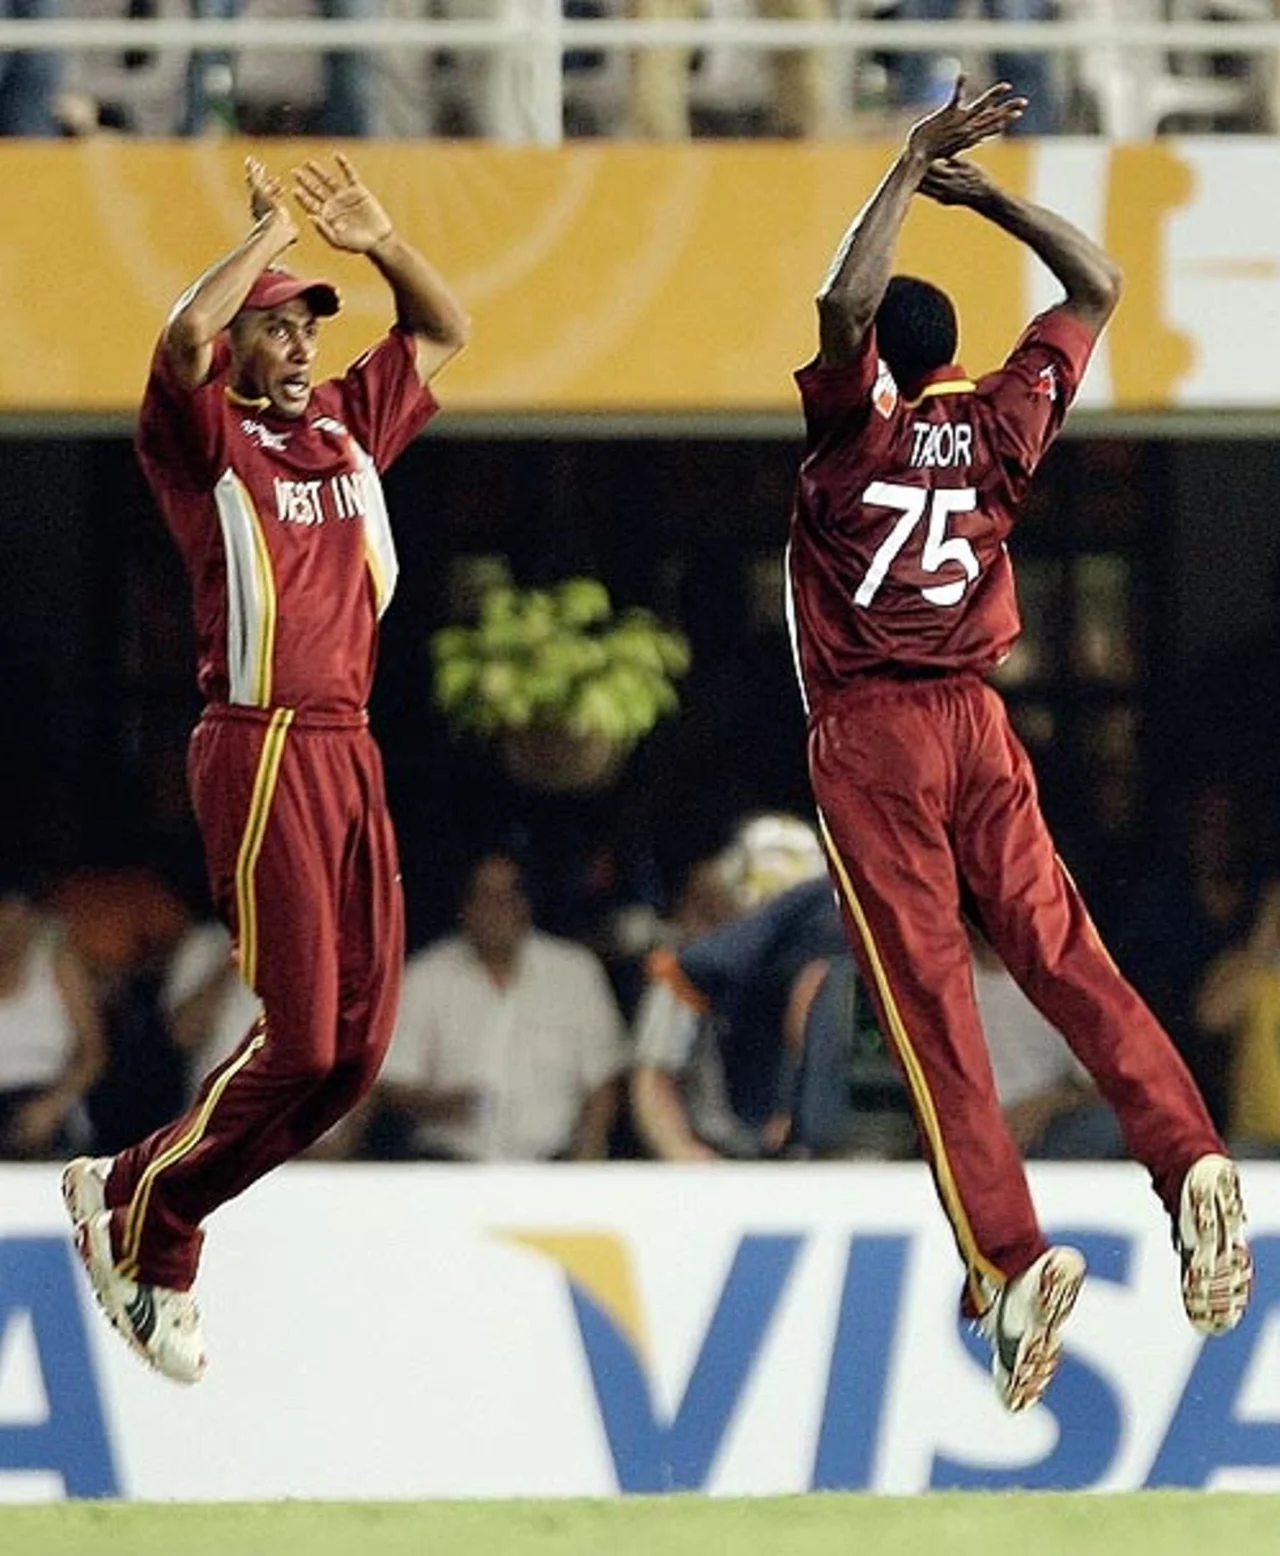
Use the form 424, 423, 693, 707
809, 671, 1224, 1315
104, 703, 404, 1290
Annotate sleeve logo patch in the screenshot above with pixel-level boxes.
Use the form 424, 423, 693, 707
873, 361, 898, 418
1034, 364, 1059, 402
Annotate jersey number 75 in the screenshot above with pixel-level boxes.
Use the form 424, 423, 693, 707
854, 482, 981, 609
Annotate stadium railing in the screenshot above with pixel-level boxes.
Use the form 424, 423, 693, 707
0, 5, 1278, 143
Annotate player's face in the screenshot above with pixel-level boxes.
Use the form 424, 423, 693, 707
229, 299, 321, 419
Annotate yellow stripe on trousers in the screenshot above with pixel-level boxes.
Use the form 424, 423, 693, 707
818, 811, 1005, 1312
233, 707, 293, 993
119, 1024, 267, 1280
118, 708, 292, 1280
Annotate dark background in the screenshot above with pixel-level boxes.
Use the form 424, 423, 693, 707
1, 426, 1278, 953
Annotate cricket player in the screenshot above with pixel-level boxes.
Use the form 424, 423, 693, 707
786, 80, 1252, 1412
61, 152, 470, 1383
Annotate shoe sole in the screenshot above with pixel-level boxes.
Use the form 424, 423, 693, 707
71, 1215, 206, 1386
1001, 1247, 1086, 1414
1182, 1158, 1253, 1336
73, 1218, 139, 1356
63, 1166, 146, 1368
61, 1158, 105, 1230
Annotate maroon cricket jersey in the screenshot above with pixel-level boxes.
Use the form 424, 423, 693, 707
136, 328, 437, 714
787, 306, 1096, 713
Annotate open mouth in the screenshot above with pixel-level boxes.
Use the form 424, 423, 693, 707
277, 375, 310, 408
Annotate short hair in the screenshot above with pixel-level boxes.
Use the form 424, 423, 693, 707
875, 276, 959, 394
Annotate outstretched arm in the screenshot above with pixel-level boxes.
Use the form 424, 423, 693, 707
162, 159, 298, 390
292, 153, 472, 386
630, 1066, 722, 1161
816, 79, 1025, 368
920, 158, 1122, 335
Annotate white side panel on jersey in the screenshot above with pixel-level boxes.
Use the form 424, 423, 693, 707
214, 468, 272, 707
1026, 143, 1112, 410
355, 440, 399, 618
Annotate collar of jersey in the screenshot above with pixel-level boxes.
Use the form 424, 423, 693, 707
905, 364, 976, 406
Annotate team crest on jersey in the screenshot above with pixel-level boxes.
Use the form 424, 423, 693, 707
1034, 364, 1058, 402
240, 418, 290, 452
873, 360, 898, 418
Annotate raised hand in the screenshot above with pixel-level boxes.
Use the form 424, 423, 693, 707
919, 155, 1000, 209
905, 77, 1026, 165
245, 156, 298, 244
292, 153, 394, 255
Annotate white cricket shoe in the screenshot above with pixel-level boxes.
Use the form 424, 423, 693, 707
1178, 1153, 1252, 1336
983, 1245, 1086, 1413
74, 1211, 207, 1385
61, 1156, 113, 1229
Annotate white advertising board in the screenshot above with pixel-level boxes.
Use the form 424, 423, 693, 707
2, 1162, 1278, 1501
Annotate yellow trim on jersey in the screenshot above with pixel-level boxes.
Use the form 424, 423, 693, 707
234, 707, 293, 992
364, 535, 388, 615
817, 811, 1005, 1312
225, 387, 271, 410
119, 1022, 268, 1280
913, 378, 977, 402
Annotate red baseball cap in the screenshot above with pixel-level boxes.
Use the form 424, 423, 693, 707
240, 267, 341, 318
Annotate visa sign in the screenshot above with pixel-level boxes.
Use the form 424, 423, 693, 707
518, 1229, 1280, 1493
0, 1237, 118, 1498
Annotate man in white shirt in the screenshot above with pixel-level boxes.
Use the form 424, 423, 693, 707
373, 852, 627, 1161
161, 921, 264, 1103
971, 931, 1124, 1160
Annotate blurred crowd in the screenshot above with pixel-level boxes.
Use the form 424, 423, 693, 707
6, 777, 1279, 1168
3, 0, 1277, 142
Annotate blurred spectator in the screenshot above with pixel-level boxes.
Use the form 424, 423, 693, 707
972, 929, 1123, 1159
890, 12, 1060, 135
0, 892, 105, 1159
160, 919, 263, 1103
628, 0, 835, 139
786, 950, 915, 1160
0, 0, 62, 136
630, 815, 849, 1160
49, 864, 192, 1154
1195, 878, 1280, 1157
1113, 777, 1265, 1133
88, 962, 190, 1154
51, 863, 189, 980
367, 850, 628, 1161
362, 0, 542, 140
183, 0, 381, 136
787, 929, 1126, 1162
159, 919, 361, 1158
604, 849, 742, 1021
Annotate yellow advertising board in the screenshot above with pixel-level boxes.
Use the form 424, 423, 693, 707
0, 137, 1275, 415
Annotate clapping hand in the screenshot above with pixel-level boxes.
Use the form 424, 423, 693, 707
292, 153, 394, 255
245, 156, 298, 245
919, 155, 1000, 209
905, 77, 1026, 165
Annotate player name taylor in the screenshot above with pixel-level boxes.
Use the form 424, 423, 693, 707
909, 420, 973, 468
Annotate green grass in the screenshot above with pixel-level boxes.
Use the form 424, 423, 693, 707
2, 1493, 1279, 1556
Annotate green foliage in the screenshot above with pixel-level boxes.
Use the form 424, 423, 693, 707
431, 571, 691, 750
